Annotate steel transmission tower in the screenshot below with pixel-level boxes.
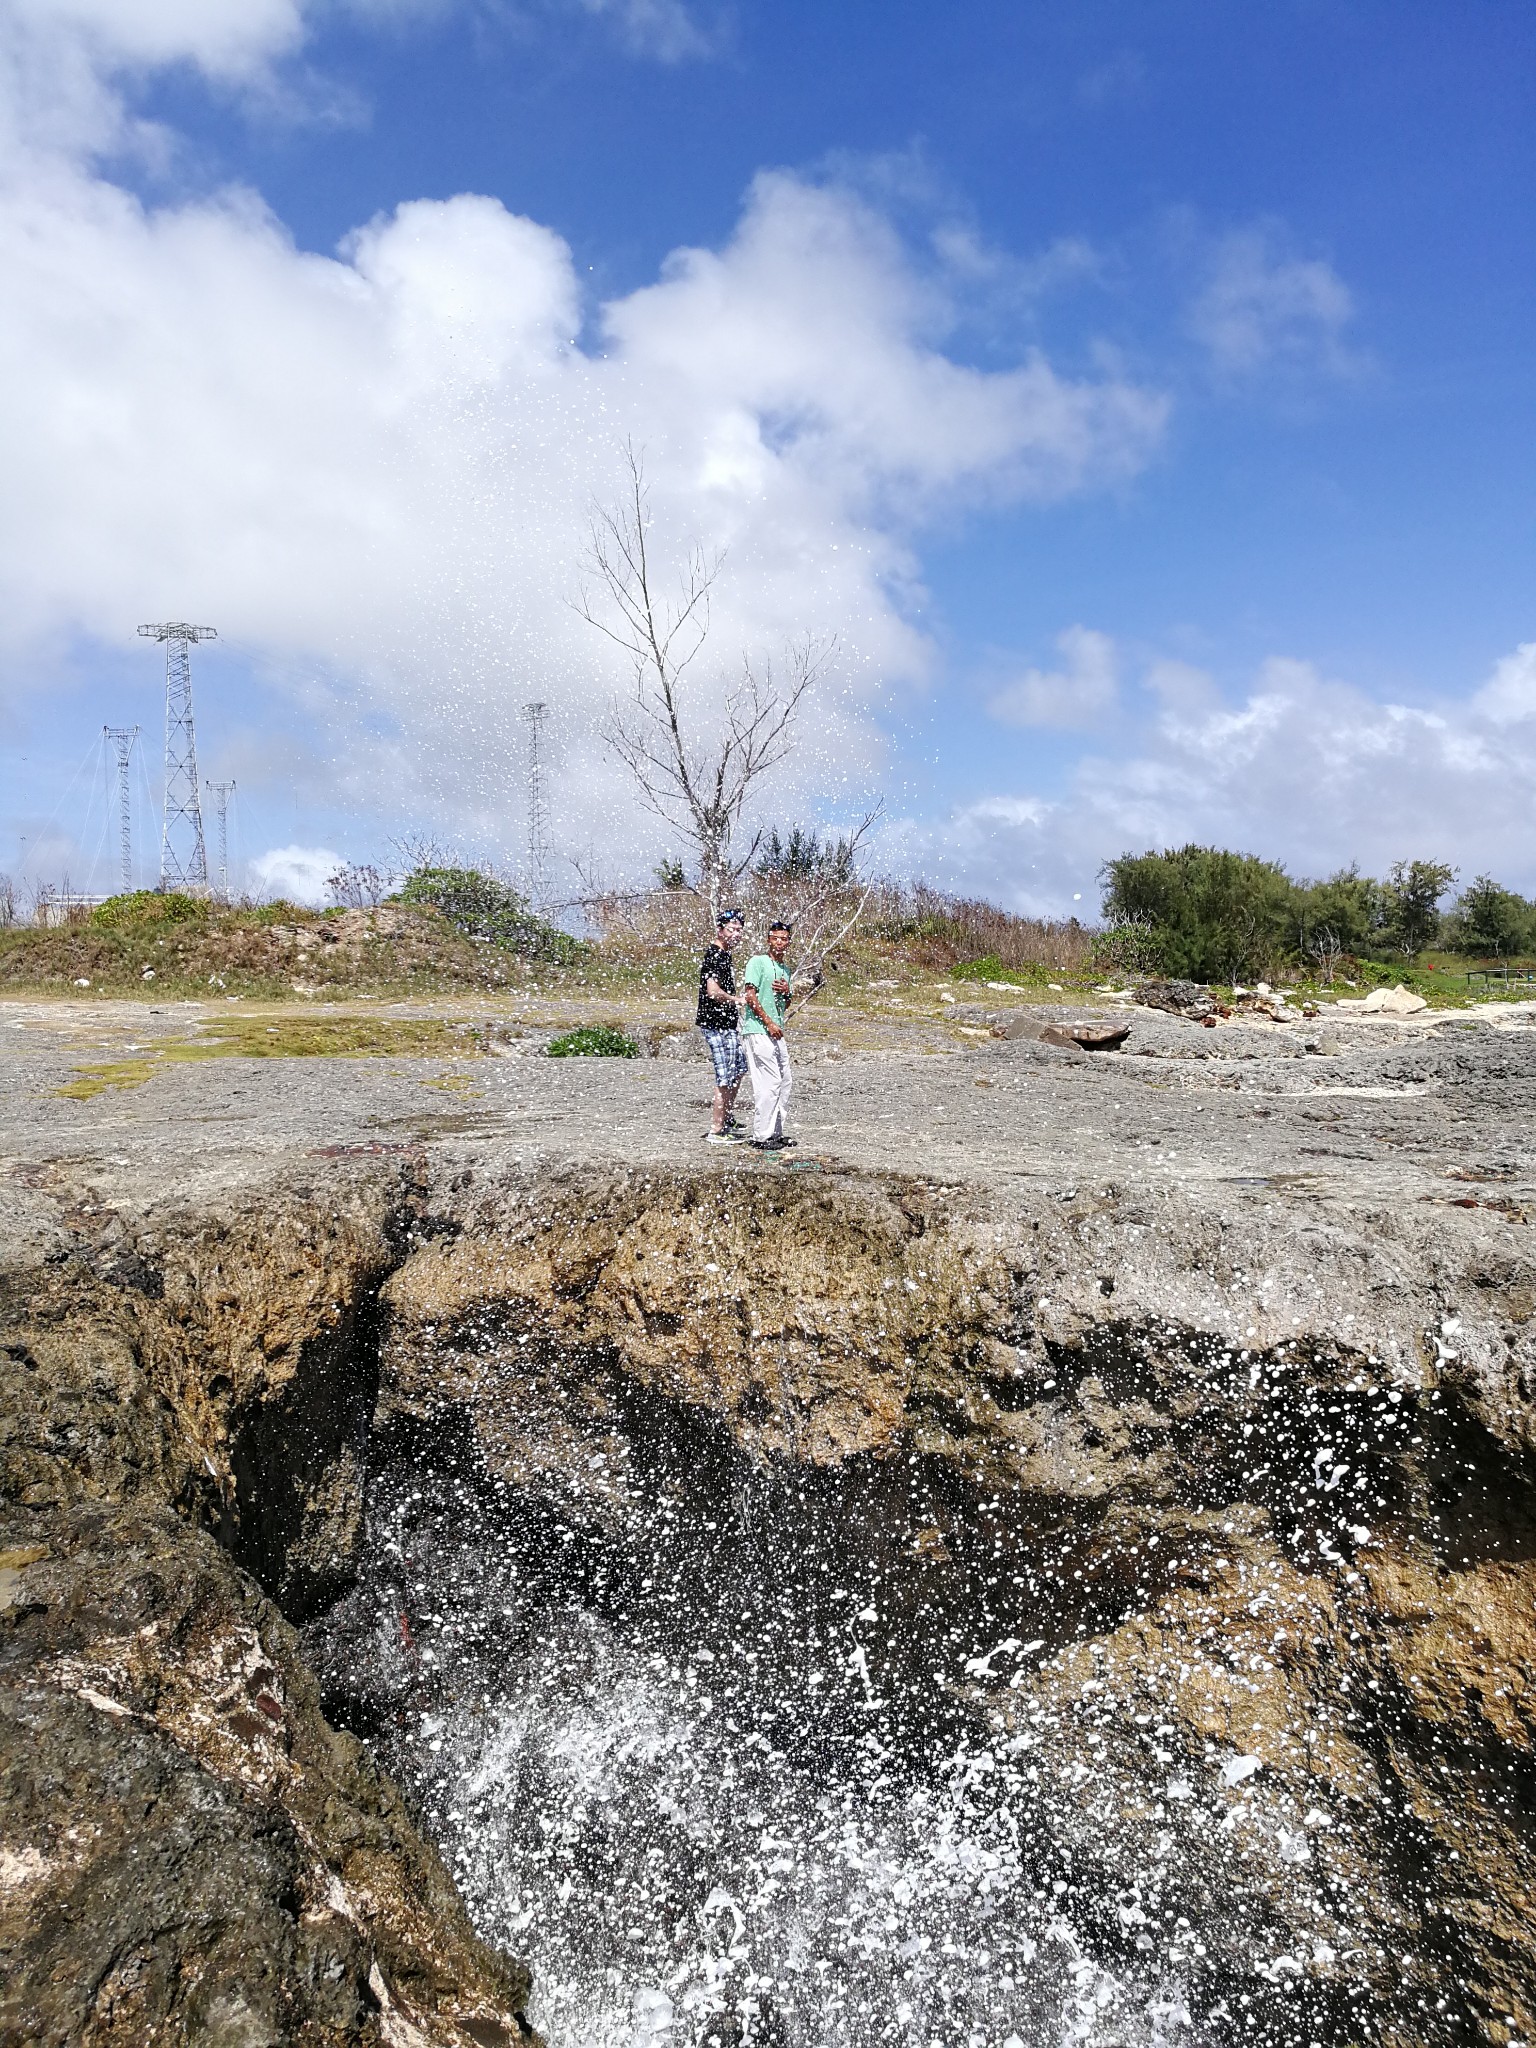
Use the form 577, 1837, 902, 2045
103, 726, 140, 892
138, 622, 216, 892
523, 702, 552, 907
206, 781, 236, 901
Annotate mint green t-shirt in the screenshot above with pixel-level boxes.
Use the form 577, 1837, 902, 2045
739, 952, 791, 1035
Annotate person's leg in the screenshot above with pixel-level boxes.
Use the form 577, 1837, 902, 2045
743, 1034, 780, 1142
724, 1035, 747, 1125
703, 1031, 741, 1135
772, 1038, 793, 1137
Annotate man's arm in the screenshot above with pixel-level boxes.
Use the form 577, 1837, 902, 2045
705, 975, 741, 1007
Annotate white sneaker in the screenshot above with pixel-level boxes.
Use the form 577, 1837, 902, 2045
704, 1130, 741, 1145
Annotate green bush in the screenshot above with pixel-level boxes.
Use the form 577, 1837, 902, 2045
237, 900, 317, 927
396, 866, 582, 964
89, 890, 208, 931
546, 1025, 639, 1058
1101, 846, 1294, 983
950, 955, 1050, 984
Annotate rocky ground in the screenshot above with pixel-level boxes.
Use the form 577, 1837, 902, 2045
3, 986, 1536, 2046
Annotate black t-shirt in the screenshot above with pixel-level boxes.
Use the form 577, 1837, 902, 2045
696, 944, 739, 1030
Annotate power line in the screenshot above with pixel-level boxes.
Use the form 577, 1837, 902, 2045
104, 726, 140, 892
523, 701, 552, 909
138, 622, 216, 892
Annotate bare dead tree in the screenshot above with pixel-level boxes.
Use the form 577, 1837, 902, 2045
1305, 922, 1344, 987
574, 443, 835, 921
327, 862, 388, 910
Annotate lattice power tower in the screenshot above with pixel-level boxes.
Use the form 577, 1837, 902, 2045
139, 622, 216, 892
206, 781, 236, 901
103, 725, 140, 892
523, 701, 552, 908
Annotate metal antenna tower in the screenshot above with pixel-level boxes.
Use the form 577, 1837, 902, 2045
138, 622, 216, 892
206, 781, 236, 901
522, 701, 552, 907
103, 725, 140, 892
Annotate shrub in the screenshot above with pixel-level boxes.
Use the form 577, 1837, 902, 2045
89, 890, 208, 932
1101, 846, 1294, 983
396, 866, 582, 963
950, 954, 1052, 985
236, 900, 316, 927
546, 1025, 639, 1058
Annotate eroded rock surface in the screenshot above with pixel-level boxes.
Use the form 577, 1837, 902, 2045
0, 1166, 533, 2048
3, 1004, 1536, 2045
323, 1163, 1536, 2047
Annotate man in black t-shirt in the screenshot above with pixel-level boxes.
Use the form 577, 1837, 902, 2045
696, 909, 747, 1144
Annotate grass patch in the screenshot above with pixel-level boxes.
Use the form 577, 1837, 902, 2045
949, 956, 1060, 987
196, 1015, 484, 1058
419, 1072, 483, 1096
54, 1014, 488, 1097
56, 1058, 163, 1100
546, 1025, 640, 1058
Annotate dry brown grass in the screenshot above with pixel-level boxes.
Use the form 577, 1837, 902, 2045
587, 879, 1104, 981
861, 883, 1100, 975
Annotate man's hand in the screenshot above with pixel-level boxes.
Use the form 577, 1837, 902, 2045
768, 1024, 783, 1040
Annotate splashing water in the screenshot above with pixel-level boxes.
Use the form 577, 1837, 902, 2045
307, 1390, 1365, 2048
422, 1607, 1206, 2048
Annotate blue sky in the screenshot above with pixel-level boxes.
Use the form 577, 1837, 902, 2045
1, 0, 1532, 908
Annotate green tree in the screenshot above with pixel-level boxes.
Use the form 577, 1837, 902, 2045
1444, 875, 1532, 958
1380, 860, 1456, 960
756, 826, 856, 887
1100, 845, 1295, 983
1291, 867, 1385, 962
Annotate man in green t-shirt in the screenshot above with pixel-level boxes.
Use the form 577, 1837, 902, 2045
739, 920, 795, 1150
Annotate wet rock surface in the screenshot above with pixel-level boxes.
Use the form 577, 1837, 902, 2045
3, 998, 1536, 2044
0, 1169, 534, 2047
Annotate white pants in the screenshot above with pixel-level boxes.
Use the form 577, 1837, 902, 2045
743, 1032, 793, 1141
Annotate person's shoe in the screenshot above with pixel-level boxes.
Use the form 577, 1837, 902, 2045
705, 1130, 741, 1145
777, 1134, 798, 1146
749, 1135, 786, 1151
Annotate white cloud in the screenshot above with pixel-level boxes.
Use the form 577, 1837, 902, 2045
0, 14, 1169, 885
1141, 656, 1217, 716
571, 0, 717, 63
10, 0, 308, 82
987, 626, 1119, 730
249, 843, 344, 904
895, 641, 1536, 913
0, 0, 715, 170
1188, 226, 1356, 378
1470, 640, 1536, 727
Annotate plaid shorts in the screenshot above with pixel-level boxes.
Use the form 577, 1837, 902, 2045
701, 1027, 747, 1087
